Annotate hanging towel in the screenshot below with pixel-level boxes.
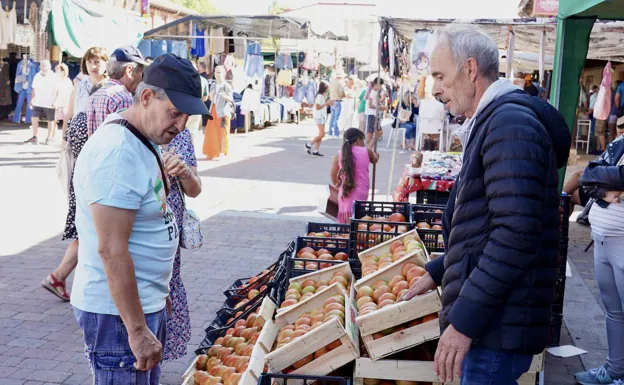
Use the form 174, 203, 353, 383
593, 62, 612, 121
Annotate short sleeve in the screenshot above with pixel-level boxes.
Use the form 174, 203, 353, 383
82, 146, 150, 210
32, 74, 40, 90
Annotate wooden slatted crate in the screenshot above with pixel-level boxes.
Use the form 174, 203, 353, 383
264, 283, 359, 376
181, 297, 279, 385
356, 230, 428, 267
353, 353, 544, 385
354, 254, 442, 360
277, 263, 354, 314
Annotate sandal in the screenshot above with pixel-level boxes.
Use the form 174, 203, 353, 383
41, 274, 70, 301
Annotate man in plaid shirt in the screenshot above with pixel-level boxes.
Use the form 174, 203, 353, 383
87, 45, 147, 135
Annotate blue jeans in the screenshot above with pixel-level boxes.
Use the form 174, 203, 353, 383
294, 81, 316, 104
329, 101, 342, 136
12, 89, 32, 124
593, 233, 624, 377
74, 307, 167, 385
400, 122, 417, 140
461, 347, 532, 385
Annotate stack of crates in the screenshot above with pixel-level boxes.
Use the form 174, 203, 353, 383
549, 193, 571, 346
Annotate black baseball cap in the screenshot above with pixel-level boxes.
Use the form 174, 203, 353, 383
143, 54, 211, 117
110, 45, 148, 66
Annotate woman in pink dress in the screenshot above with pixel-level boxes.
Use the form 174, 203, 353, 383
330, 128, 379, 223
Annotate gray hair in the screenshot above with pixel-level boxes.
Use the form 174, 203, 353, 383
133, 82, 169, 104
106, 61, 139, 80
437, 25, 499, 81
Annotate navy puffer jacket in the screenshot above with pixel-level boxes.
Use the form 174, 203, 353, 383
425, 90, 570, 354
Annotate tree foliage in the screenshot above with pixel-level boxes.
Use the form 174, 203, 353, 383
168, 0, 217, 14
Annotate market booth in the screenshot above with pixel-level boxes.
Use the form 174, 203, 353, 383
550, 0, 624, 181
141, 15, 347, 132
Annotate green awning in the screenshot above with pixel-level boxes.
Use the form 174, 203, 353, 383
559, 0, 624, 19
49, 0, 147, 58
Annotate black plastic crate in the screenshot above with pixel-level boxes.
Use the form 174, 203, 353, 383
257, 373, 351, 385
288, 237, 351, 278
208, 288, 268, 333
352, 200, 413, 222
411, 203, 445, 224
305, 222, 351, 239
195, 324, 232, 355
417, 228, 445, 253
416, 190, 451, 205
553, 276, 566, 305
548, 312, 563, 346
350, 201, 414, 255
268, 263, 288, 307
223, 266, 277, 301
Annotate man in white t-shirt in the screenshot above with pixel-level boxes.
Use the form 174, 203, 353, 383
25, 60, 59, 145
72, 54, 210, 385
365, 78, 386, 149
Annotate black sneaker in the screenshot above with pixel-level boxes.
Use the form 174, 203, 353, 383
24, 136, 38, 144
305, 143, 312, 150
311, 151, 324, 157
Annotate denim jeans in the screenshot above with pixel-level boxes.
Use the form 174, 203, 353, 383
329, 101, 342, 136
294, 81, 316, 104
461, 347, 532, 385
400, 122, 417, 140
74, 307, 167, 385
593, 232, 624, 378
12, 89, 32, 124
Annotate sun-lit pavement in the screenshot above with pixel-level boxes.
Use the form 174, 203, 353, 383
0, 121, 604, 384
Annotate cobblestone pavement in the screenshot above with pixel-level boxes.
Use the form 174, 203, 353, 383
0, 121, 605, 384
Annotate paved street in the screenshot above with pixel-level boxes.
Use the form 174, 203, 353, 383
0, 120, 606, 385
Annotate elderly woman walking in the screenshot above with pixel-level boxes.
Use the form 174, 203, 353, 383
42, 47, 108, 301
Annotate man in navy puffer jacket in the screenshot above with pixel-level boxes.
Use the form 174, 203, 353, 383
401, 25, 570, 384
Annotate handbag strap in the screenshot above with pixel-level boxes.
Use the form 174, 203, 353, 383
108, 119, 170, 197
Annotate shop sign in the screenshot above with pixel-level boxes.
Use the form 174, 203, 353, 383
533, 0, 559, 16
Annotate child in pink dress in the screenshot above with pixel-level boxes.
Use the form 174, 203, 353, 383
330, 128, 380, 223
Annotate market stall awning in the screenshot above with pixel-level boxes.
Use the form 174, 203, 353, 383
383, 17, 624, 61
49, 0, 147, 58
143, 15, 322, 41
559, 0, 624, 19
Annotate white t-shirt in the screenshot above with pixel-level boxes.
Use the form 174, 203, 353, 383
71, 113, 179, 315
55, 78, 74, 108
365, 90, 379, 116
31, 72, 60, 108
314, 94, 328, 120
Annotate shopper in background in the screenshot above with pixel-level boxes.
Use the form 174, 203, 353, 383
402, 24, 570, 384
328, 71, 345, 138
339, 75, 358, 133
202, 65, 230, 160
25, 60, 59, 145
54, 63, 74, 130
305, 81, 331, 157
393, 91, 419, 150
71, 54, 208, 385
87, 45, 147, 135
42, 47, 109, 302
330, 128, 379, 223
524, 73, 539, 97
575, 115, 624, 385
364, 78, 386, 149
357, 80, 367, 133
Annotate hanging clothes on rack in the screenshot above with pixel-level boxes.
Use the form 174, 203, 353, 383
191, 26, 206, 57
0, 62, 12, 106
244, 42, 263, 78
1, 1, 17, 49
210, 27, 225, 54
275, 52, 293, 70
12, 57, 35, 124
